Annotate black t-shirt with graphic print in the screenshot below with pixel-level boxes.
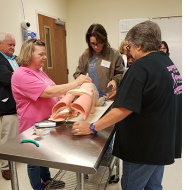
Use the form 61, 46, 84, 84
112, 51, 182, 165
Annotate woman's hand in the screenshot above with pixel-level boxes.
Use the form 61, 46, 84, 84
104, 90, 116, 100
105, 80, 117, 100
72, 121, 92, 135
107, 80, 116, 91
75, 74, 92, 86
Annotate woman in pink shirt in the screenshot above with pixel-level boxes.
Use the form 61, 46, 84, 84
11, 38, 91, 190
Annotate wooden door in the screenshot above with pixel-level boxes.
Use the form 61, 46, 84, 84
38, 14, 68, 84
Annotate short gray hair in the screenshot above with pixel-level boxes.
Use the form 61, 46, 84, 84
0, 32, 14, 43
125, 21, 161, 52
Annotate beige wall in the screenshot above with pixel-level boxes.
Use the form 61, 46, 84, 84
0, 0, 68, 55
67, 0, 182, 80
0, 0, 182, 81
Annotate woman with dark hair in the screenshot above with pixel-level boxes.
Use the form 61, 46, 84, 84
160, 40, 170, 55
73, 23, 124, 99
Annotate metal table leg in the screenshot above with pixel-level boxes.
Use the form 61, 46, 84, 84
9, 161, 19, 190
76, 172, 84, 190
115, 158, 120, 180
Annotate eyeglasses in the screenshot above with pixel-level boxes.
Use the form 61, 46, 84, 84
33, 39, 45, 45
126, 44, 131, 51
90, 42, 104, 47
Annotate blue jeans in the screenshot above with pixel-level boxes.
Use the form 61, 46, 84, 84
121, 161, 164, 190
27, 164, 51, 190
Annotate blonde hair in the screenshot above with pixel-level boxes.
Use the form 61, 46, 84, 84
16, 38, 45, 66
118, 40, 128, 54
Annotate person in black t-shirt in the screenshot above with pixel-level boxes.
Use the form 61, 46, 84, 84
71, 21, 182, 190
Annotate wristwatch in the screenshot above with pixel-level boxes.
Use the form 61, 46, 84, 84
89, 123, 98, 134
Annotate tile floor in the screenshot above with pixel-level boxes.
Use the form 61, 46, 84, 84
0, 158, 182, 190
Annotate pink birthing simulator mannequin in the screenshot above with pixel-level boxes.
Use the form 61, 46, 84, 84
50, 93, 76, 121
50, 82, 99, 121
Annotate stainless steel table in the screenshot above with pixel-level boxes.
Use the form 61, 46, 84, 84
0, 101, 115, 190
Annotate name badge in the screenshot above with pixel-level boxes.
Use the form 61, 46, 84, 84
101, 60, 111, 68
